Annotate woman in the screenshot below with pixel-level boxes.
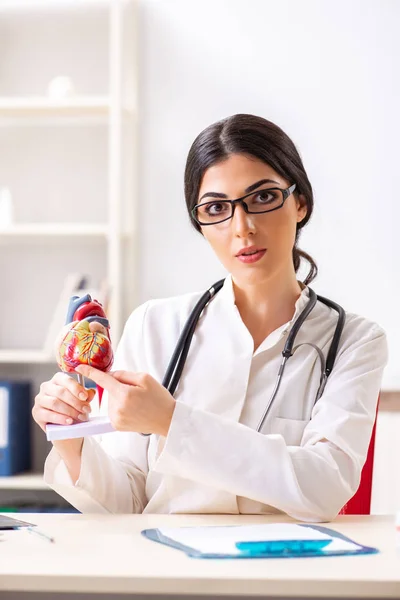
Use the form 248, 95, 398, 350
33, 114, 388, 522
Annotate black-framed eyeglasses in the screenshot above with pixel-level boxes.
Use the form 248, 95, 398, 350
191, 183, 297, 226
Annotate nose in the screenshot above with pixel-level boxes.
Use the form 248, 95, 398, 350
231, 202, 256, 237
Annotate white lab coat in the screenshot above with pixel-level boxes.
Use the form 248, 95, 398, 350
44, 275, 388, 522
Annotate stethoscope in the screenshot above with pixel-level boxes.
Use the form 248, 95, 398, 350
142, 279, 346, 436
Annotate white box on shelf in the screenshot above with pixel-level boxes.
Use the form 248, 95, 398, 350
42, 273, 86, 356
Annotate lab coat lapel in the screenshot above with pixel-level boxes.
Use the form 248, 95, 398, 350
172, 276, 316, 426
173, 276, 253, 422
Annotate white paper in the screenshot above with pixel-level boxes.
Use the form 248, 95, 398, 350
46, 415, 114, 441
0, 387, 9, 448
157, 523, 360, 555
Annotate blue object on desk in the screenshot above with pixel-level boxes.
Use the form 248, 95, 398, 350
236, 538, 332, 556
0, 381, 31, 476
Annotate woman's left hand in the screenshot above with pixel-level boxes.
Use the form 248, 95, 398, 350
75, 365, 176, 436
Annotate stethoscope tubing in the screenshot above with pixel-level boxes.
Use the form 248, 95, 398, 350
141, 279, 346, 437
162, 280, 224, 395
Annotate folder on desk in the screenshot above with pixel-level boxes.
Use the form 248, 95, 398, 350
0, 514, 35, 530
141, 523, 378, 559
0, 381, 31, 476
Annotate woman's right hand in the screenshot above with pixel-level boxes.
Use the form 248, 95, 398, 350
32, 372, 96, 433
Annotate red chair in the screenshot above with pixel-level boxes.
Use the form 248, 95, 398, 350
340, 396, 379, 515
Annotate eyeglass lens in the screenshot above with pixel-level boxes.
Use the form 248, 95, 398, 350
195, 188, 284, 225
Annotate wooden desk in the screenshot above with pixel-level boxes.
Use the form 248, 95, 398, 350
0, 513, 399, 599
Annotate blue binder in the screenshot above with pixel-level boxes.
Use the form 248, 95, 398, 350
0, 381, 31, 476
141, 524, 378, 559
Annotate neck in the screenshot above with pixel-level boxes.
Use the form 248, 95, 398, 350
232, 269, 304, 335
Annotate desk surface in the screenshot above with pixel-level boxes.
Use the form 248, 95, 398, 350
0, 513, 399, 598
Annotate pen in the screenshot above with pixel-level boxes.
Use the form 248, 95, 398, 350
25, 526, 55, 543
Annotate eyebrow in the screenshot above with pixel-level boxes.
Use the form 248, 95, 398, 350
198, 178, 280, 202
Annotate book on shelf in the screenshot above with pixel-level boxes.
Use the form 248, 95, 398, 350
42, 273, 109, 357
0, 381, 31, 477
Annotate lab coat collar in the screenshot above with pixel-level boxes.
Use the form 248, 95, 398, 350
218, 274, 311, 353
219, 273, 310, 318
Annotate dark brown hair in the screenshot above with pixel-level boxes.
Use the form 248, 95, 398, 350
184, 113, 318, 285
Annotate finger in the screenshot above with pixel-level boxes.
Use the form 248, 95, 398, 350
110, 370, 150, 388
40, 394, 90, 421
53, 371, 90, 400
75, 364, 122, 394
44, 383, 90, 414
36, 406, 78, 428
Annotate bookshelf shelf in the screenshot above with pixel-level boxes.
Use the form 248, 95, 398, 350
0, 96, 110, 118
0, 0, 113, 13
0, 223, 108, 237
0, 472, 48, 491
0, 350, 56, 364
0, 97, 135, 123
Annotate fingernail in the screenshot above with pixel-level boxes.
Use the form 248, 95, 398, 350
79, 393, 87, 400
81, 405, 90, 413
78, 414, 88, 421
66, 418, 73, 424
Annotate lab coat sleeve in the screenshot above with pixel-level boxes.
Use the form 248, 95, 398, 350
154, 322, 388, 522
43, 302, 151, 514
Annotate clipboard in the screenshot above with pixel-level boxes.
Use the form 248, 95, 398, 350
141, 523, 378, 559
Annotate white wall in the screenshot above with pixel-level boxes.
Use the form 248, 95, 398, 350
136, 0, 399, 390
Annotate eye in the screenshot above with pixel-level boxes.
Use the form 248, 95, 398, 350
253, 189, 279, 204
205, 202, 229, 216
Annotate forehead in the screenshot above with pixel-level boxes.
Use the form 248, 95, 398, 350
199, 154, 284, 195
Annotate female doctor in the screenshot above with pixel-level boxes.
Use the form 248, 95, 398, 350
33, 113, 388, 522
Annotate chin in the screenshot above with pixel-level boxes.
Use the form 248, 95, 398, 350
232, 266, 271, 287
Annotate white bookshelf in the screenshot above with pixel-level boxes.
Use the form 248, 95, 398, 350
0, 0, 138, 499
0, 0, 137, 352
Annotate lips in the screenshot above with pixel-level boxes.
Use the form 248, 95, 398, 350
236, 246, 266, 257
239, 249, 261, 256
235, 247, 267, 264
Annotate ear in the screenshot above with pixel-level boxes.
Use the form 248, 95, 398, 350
295, 194, 308, 223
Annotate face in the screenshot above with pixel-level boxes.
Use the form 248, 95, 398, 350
197, 153, 307, 286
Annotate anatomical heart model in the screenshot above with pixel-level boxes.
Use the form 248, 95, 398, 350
46, 294, 115, 440
56, 294, 114, 375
